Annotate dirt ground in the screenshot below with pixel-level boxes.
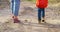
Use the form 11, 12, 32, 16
0, 1, 60, 32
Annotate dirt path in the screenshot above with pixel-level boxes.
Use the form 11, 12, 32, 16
0, 1, 60, 32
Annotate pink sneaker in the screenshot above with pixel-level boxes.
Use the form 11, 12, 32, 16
13, 19, 20, 23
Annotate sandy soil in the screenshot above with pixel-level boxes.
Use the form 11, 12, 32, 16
0, 1, 60, 32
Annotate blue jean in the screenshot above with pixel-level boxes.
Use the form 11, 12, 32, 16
11, 0, 20, 16
38, 8, 45, 20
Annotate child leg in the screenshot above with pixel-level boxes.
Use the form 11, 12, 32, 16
42, 8, 45, 18
38, 8, 42, 23
41, 8, 46, 23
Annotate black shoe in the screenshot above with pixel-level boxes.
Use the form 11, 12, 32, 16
42, 20, 46, 23
38, 19, 41, 24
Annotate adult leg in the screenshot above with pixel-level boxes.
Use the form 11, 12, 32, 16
13, 0, 20, 23
11, 0, 14, 18
13, 0, 20, 16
